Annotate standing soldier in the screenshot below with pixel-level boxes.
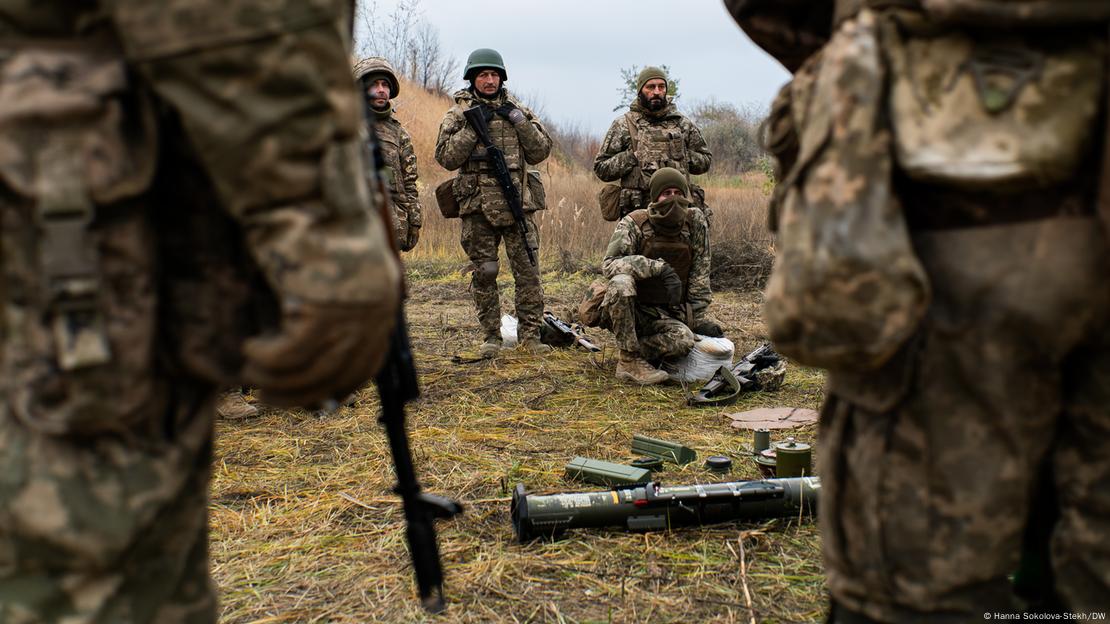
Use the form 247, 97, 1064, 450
435, 48, 553, 358
355, 57, 423, 252
600, 168, 721, 385
0, 2, 400, 621
594, 66, 713, 221
727, 0, 1110, 619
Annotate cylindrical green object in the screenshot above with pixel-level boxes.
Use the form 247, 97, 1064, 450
753, 429, 771, 453
511, 477, 820, 542
773, 438, 812, 478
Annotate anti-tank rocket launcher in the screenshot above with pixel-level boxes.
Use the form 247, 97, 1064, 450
511, 477, 820, 542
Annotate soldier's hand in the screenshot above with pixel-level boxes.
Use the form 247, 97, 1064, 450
241, 299, 396, 407
495, 102, 526, 125
658, 265, 684, 306
402, 225, 421, 252
691, 316, 724, 338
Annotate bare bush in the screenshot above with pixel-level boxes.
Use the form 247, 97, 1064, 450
689, 99, 768, 175
355, 0, 458, 95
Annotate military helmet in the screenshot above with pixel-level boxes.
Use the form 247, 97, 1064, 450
353, 56, 400, 98
463, 48, 508, 82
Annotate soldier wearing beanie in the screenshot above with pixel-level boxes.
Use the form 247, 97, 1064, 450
435, 48, 554, 358
599, 168, 723, 384
594, 66, 713, 221
355, 56, 423, 252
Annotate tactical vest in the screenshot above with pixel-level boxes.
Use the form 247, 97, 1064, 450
626, 110, 690, 189
462, 105, 528, 215
629, 209, 693, 306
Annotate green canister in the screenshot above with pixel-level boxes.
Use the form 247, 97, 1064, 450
772, 438, 813, 478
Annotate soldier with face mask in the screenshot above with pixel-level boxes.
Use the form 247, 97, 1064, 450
594, 67, 713, 221
600, 168, 722, 385
434, 48, 554, 358
355, 56, 423, 252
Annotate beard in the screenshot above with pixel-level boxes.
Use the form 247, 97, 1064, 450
369, 98, 390, 111
638, 92, 666, 111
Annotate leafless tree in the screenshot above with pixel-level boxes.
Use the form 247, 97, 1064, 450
354, 0, 459, 95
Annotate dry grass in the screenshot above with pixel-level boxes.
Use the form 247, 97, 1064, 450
211, 273, 827, 623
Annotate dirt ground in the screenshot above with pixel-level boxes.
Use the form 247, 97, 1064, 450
211, 267, 827, 623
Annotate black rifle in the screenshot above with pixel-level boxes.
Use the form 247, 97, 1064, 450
542, 311, 601, 352
366, 106, 462, 613
463, 105, 536, 266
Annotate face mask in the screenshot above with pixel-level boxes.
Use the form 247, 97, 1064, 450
647, 196, 691, 234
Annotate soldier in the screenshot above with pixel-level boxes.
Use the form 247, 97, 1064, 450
726, 0, 1110, 620
601, 168, 723, 385
593, 66, 713, 220
355, 57, 423, 252
0, 2, 400, 622
434, 48, 553, 358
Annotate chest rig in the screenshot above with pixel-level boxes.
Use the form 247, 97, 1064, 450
462, 102, 526, 216
629, 209, 693, 306
627, 111, 689, 188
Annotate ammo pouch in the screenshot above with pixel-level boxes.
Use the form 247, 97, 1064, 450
882, 13, 1105, 190
0, 47, 162, 435
764, 8, 930, 371
526, 169, 546, 212
435, 177, 460, 218
598, 184, 623, 221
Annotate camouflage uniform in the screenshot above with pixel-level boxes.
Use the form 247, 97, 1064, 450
593, 98, 713, 219
601, 205, 711, 362
0, 2, 399, 622
726, 0, 1110, 620
434, 87, 552, 344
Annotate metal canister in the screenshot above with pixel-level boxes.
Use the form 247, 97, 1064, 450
772, 437, 813, 478
752, 429, 771, 454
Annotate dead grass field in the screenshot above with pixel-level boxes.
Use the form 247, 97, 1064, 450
211, 271, 827, 623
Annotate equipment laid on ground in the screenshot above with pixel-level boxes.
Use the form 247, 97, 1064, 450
511, 477, 821, 541
772, 438, 813, 478
542, 311, 601, 352
662, 335, 735, 382
566, 457, 652, 486
689, 343, 787, 406
630, 456, 664, 472
704, 455, 733, 474
632, 434, 698, 465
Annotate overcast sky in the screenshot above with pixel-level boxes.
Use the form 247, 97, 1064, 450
355, 0, 790, 136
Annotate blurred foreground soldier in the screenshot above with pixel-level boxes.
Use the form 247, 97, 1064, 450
600, 168, 719, 385
727, 0, 1110, 619
0, 3, 400, 622
355, 56, 423, 251
435, 48, 553, 358
593, 66, 712, 221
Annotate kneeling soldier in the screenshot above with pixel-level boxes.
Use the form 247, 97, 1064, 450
601, 168, 722, 384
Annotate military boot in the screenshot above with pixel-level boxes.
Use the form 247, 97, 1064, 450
216, 390, 260, 420
616, 351, 668, 385
520, 337, 553, 354
479, 335, 503, 359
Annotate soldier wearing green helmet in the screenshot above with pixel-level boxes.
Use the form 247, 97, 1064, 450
355, 56, 423, 252
435, 48, 554, 358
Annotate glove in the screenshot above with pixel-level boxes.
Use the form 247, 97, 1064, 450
691, 316, 724, 338
495, 102, 526, 125
657, 264, 684, 306
241, 298, 397, 407
402, 225, 420, 252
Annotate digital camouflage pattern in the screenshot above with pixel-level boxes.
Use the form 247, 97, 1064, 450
728, 0, 1110, 619
593, 97, 712, 216
0, 1, 399, 621
374, 111, 423, 250
435, 87, 551, 342
600, 206, 711, 360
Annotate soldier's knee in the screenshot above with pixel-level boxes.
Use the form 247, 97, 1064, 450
475, 260, 499, 284
607, 274, 636, 297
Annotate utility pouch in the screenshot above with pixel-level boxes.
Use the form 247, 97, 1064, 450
598, 184, 622, 221
526, 169, 546, 212
883, 16, 1105, 190
764, 9, 930, 371
435, 177, 460, 218
0, 47, 163, 435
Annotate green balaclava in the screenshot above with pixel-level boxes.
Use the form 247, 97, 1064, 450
646, 167, 691, 235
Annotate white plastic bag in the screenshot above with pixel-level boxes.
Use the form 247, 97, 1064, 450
662, 336, 735, 382
500, 314, 519, 347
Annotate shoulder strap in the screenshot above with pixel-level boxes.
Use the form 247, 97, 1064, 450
628, 208, 650, 230
623, 111, 639, 149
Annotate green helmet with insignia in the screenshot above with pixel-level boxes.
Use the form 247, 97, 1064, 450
353, 56, 400, 98
463, 48, 508, 82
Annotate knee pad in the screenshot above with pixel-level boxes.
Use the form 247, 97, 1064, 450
475, 260, 499, 283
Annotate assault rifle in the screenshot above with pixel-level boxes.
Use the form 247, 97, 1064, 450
367, 113, 462, 613
463, 105, 536, 266
543, 311, 601, 352
511, 477, 819, 542
688, 343, 784, 407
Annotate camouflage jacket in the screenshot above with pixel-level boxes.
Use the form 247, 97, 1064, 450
370, 109, 422, 235
434, 88, 551, 227
593, 98, 712, 193
602, 206, 712, 319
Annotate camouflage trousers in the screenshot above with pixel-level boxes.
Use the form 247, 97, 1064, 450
461, 212, 544, 341
601, 274, 697, 360
820, 216, 1110, 622
0, 397, 217, 624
